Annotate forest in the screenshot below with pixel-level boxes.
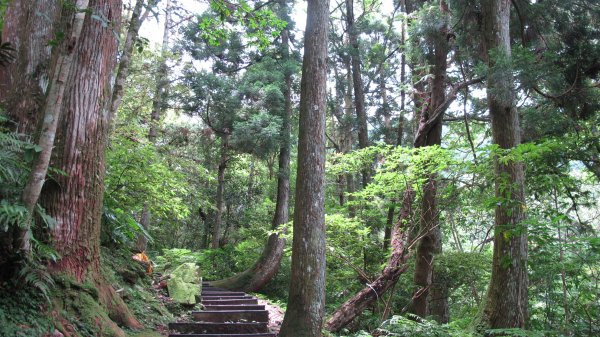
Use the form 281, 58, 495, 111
0, 0, 599, 336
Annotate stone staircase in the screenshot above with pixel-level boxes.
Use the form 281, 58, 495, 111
168, 283, 275, 337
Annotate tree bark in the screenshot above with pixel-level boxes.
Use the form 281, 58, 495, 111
478, 0, 528, 330
148, 0, 171, 143
411, 3, 449, 320
0, 1, 62, 134
325, 188, 416, 332
211, 3, 292, 290
135, 203, 150, 252
19, 0, 90, 255
108, 0, 147, 121
278, 0, 329, 335
37, 0, 142, 331
211, 133, 229, 248
345, 0, 370, 188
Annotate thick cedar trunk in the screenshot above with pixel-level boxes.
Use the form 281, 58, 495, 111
0, 1, 62, 134
345, 0, 370, 188
411, 8, 449, 320
278, 0, 329, 335
108, 0, 146, 120
211, 7, 292, 290
19, 0, 90, 254
33, 0, 142, 331
211, 134, 229, 248
479, 0, 528, 330
325, 189, 416, 332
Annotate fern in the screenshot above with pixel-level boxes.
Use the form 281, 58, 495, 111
0, 200, 28, 232
17, 261, 55, 302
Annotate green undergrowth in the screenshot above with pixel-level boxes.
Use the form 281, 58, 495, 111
0, 283, 54, 336
100, 246, 173, 332
0, 246, 175, 337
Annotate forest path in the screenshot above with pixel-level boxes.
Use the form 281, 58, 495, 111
167, 283, 276, 337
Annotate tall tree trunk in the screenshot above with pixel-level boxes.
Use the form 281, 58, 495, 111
135, 203, 150, 252
211, 133, 229, 249
278, 0, 329, 335
343, 60, 357, 217
411, 3, 449, 321
108, 0, 148, 120
211, 1, 292, 290
19, 0, 90, 255
148, 0, 171, 143
37, 0, 142, 332
325, 189, 416, 332
134, 0, 171, 251
345, 0, 370, 188
479, 0, 528, 330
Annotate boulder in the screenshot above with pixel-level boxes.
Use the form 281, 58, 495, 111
167, 263, 202, 304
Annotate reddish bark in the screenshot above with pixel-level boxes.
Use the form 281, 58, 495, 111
41, 0, 142, 330
411, 5, 449, 319
0, 1, 62, 134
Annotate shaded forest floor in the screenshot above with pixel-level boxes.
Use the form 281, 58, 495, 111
0, 246, 286, 337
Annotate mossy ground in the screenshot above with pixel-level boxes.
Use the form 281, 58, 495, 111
0, 246, 175, 337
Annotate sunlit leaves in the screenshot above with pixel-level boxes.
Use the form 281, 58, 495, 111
198, 0, 287, 50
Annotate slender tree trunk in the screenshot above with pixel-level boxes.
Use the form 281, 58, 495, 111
211, 3, 292, 290
411, 5, 449, 320
135, 203, 150, 252
278, 0, 329, 335
343, 61, 357, 217
478, 0, 528, 330
383, 205, 395, 251
135, 1, 170, 250
345, 0, 370, 188
397, 3, 407, 146
108, 0, 147, 120
211, 134, 229, 249
148, 0, 171, 143
19, 0, 90, 255
39, 0, 142, 332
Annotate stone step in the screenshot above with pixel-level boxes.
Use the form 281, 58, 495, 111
202, 291, 247, 296
202, 295, 254, 300
203, 305, 265, 311
202, 287, 227, 291
169, 334, 275, 337
192, 310, 269, 323
202, 299, 259, 305
169, 322, 269, 334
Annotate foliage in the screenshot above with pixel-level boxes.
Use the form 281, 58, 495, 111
0, 114, 59, 295
104, 134, 189, 246
198, 0, 287, 49
0, 285, 54, 337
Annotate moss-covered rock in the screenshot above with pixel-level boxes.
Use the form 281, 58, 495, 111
167, 263, 201, 305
